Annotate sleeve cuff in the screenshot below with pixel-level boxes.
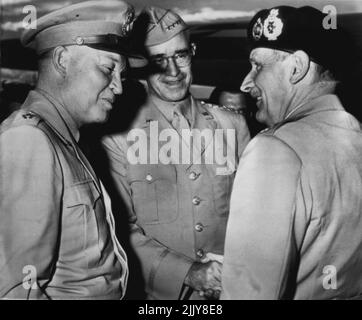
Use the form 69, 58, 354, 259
148, 249, 194, 300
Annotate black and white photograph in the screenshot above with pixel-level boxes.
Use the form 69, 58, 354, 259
1, 0, 362, 306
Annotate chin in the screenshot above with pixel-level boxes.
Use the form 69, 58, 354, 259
101, 113, 110, 123
93, 111, 110, 124
256, 112, 268, 126
164, 89, 189, 102
167, 94, 187, 102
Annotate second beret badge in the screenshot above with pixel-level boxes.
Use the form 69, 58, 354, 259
263, 9, 283, 41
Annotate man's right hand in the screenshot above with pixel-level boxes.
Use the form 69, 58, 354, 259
184, 260, 222, 299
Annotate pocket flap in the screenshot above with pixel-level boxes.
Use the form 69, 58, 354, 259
128, 164, 176, 184
65, 180, 101, 208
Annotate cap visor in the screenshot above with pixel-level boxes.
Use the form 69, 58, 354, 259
127, 54, 148, 68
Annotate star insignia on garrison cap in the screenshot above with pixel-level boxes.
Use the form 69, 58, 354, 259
166, 19, 182, 31
252, 18, 263, 41
263, 9, 283, 41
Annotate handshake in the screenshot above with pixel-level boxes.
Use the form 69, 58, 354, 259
184, 253, 223, 300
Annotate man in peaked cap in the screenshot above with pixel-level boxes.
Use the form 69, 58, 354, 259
0, 0, 140, 299
101, 7, 250, 300
221, 6, 362, 299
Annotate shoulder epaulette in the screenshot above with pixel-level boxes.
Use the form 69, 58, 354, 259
259, 128, 271, 135
14, 110, 43, 126
200, 101, 244, 115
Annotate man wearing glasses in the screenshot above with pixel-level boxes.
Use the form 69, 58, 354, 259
101, 7, 250, 300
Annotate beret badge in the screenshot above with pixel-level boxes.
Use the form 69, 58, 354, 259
263, 9, 283, 41
252, 18, 263, 41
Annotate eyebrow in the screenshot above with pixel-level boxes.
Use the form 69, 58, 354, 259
249, 56, 262, 65
149, 48, 189, 58
102, 54, 126, 64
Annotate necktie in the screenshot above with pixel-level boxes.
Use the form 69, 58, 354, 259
171, 105, 194, 163
172, 105, 190, 133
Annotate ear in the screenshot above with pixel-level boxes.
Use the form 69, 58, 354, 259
52, 46, 69, 77
290, 50, 310, 84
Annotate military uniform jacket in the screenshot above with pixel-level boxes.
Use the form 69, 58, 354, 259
222, 94, 362, 299
102, 95, 250, 299
0, 90, 128, 299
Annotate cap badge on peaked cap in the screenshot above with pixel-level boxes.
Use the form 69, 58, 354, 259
121, 7, 135, 37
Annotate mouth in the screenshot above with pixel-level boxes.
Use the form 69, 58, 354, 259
103, 94, 115, 103
102, 97, 115, 109
255, 96, 262, 107
163, 77, 185, 86
250, 89, 262, 107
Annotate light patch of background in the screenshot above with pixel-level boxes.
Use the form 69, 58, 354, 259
1, 0, 362, 38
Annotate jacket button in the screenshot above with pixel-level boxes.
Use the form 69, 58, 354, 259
192, 196, 201, 205
196, 249, 204, 258
189, 172, 198, 180
195, 223, 204, 232
146, 174, 153, 182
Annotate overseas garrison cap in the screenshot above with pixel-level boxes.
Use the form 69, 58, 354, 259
21, 0, 146, 67
247, 6, 351, 78
142, 6, 188, 46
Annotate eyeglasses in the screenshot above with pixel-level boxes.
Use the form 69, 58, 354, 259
149, 46, 195, 70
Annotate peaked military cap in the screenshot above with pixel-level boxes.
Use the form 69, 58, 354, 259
21, 0, 146, 67
247, 6, 352, 78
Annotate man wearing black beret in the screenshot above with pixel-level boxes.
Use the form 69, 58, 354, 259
221, 6, 362, 299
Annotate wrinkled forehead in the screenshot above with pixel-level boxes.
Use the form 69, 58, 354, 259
250, 47, 278, 62
98, 49, 126, 64
147, 31, 189, 56
75, 45, 126, 64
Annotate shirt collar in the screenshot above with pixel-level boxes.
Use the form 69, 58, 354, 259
38, 88, 80, 142
149, 93, 194, 125
23, 89, 80, 143
284, 94, 344, 122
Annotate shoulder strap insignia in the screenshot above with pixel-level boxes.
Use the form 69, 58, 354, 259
204, 101, 244, 115
219, 105, 244, 115
22, 111, 36, 119
259, 128, 269, 134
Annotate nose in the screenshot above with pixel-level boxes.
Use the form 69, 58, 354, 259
165, 57, 180, 77
110, 72, 123, 95
240, 70, 254, 93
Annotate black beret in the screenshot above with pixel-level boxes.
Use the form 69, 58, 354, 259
247, 6, 353, 78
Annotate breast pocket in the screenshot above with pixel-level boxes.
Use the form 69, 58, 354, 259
63, 179, 101, 266
128, 164, 178, 225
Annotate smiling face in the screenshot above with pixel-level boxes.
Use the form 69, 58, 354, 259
240, 48, 293, 127
146, 32, 193, 102
63, 45, 126, 127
